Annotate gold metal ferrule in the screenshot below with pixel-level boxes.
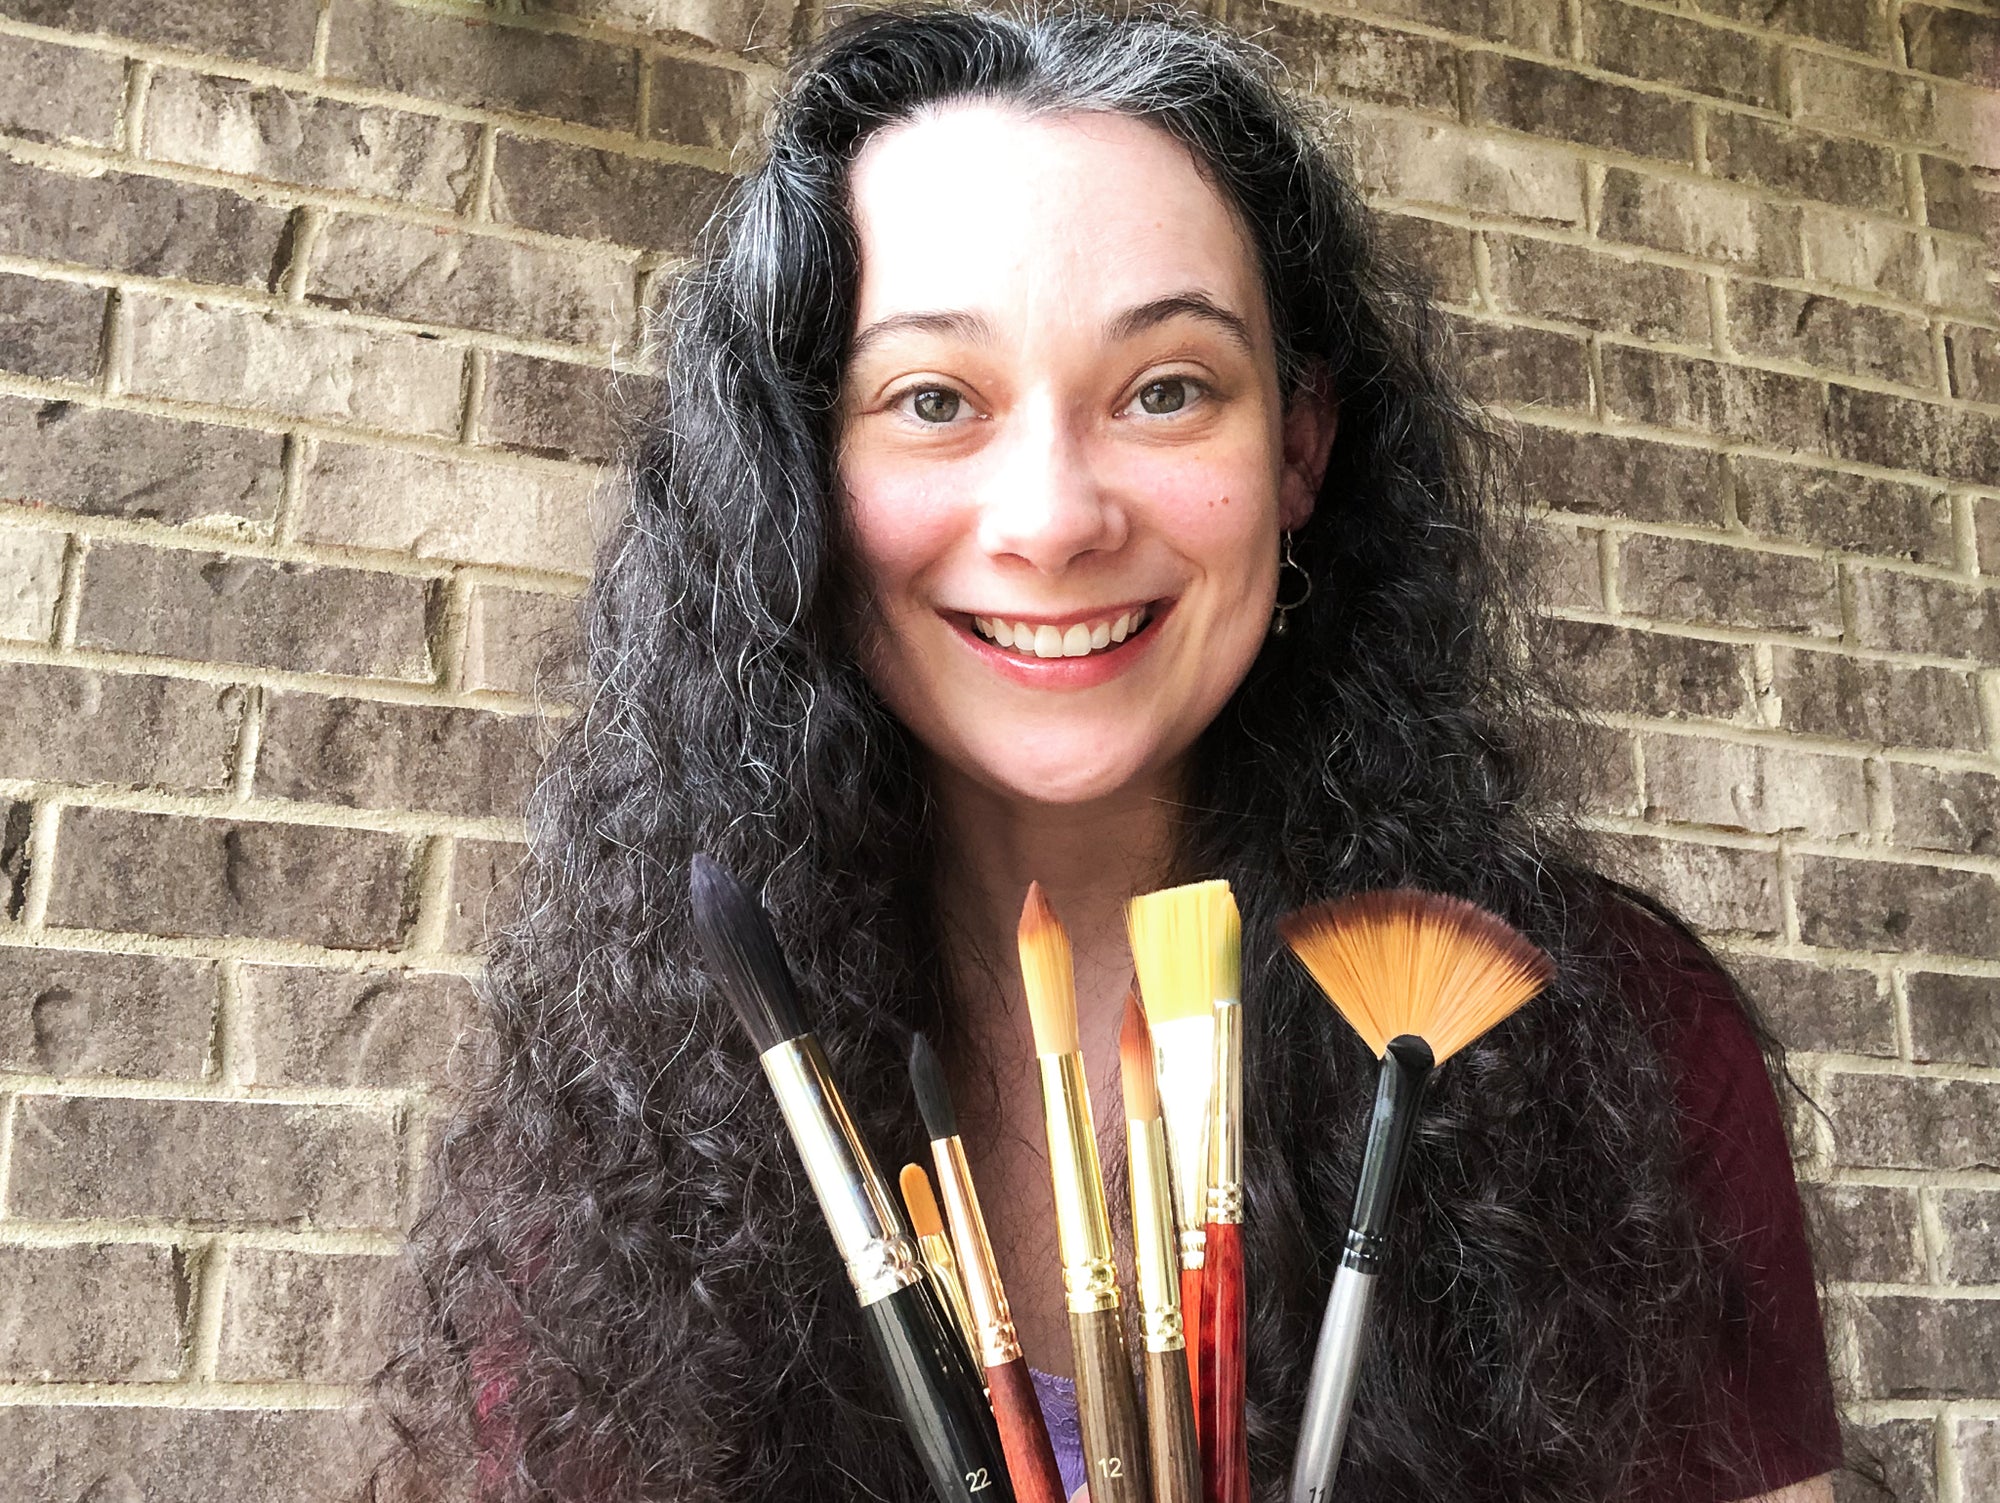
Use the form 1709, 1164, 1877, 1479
1147, 1012, 1215, 1271
1204, 997, 1244, 1227
931, 1135, 1023, 1367
1038, 1050, 1122, 1315
917, 1230, 981, 1364
1127, 1113, 1185, 1354
760, 1037, 925, 1307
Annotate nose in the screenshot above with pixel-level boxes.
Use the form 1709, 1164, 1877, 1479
974, 393, 1127, 574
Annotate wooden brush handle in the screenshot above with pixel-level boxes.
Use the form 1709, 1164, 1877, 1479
1069, 1307, 1151, 1503
1181, 1265, 1204, 1420
985, 1355, 1065, 1503
1144, 1345, 1202, 1503
1199, 1222, 1249, 1503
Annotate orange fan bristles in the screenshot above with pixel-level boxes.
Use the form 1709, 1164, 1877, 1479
1278, 888, 1556, 1063
1018, 881, 1080, 1056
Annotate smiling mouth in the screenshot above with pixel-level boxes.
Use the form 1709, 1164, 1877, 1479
968, 604, 1155, 660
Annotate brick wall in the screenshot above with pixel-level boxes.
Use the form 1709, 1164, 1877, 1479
0, 0, 1991, 1496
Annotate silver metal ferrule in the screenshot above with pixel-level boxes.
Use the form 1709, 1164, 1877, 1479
761, 1036, 925, 1306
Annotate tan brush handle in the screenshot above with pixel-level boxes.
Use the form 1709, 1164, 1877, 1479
1143, 1344, 1201, 1503
1068, 1307, 1151, 1503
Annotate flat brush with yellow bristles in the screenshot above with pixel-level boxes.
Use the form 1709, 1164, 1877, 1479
1279, 887, 1556, 1503
901, 1163, 981, 1370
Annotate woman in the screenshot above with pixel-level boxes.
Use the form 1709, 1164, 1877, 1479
377, 5, 1847, 1501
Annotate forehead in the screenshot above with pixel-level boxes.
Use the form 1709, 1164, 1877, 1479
844, 101, 1266, 340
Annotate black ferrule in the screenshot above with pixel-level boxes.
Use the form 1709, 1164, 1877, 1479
859, 1275, 1015, 1503
1339, 1035, 1435, 1274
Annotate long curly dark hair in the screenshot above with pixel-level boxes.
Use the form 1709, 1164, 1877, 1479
372, 5, 1828, 1501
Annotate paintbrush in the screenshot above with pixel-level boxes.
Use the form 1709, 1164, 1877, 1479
1279, 887, 1556, 1503
1018, 881, 1151, 1503
902, 1163, 982, 1369
1120, 991, 1202, 1503
689, 855, 1013, 1503
910, 1032, 1066, 1503
1194, 885, 1247, 1503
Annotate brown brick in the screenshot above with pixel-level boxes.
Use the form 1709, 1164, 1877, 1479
648, 54, 764, 151
1919, 153, 1983, 233
241, 965, 472, 1089
0, 271, 106, 383
1731, 457, 1952, 564
1800, 1183, 1924, 1281
543, 0, 796, 52
257, 692, 541, 818
1800, 207, 1929, 301
0, 397, 284, 527
1932, 230, 1997, 316
1553, 620, 1755, 721
1770, 648, 1983, 751
0, 1243, 183, 1381
1243, 0, 1565, 52
1851, 568, 2000, 662
75, 541, 433, 681
0, 1406, 387, 1503
0, 528, 65, 644
1827, 1072, 2000, 1170
1641, 733, 1867, 836
1572, 720, 1640, 816
1947, 323, 2000, 402
1690, 0, 1872, 53
1935, 1190, 2000, 1281
1936, 80, 2000, 169
446, 837, 526, 952
0, 948, 215, 1079
1851, 1293, 2000, 1395
143, 70, 482, 211
1524, 518, 1603, 609
0, 662, 243, 791
1728, 951, 1894, 1055
1792, 51, 1938, 143
1981, 498, 2000, 577
1485, 234, 1710, 342
1902, 4, 2000, 84
0, 34, 125, 147
1597, 167, 1803, 275
1464, 52, 1692, 163
1514, 427, 1723, 526
216, 1250, 397, 1382
1727, 284, 1937, 389
1962, 1421, 2000, 1503
1374, 214, 1477, 305
1826, 384, 1999, 485
326, 0, 639, 130
1601, 345, 1828, 454
0, 153, 290, 290
463, 584, 582, 697
1237, 8, 1457, 115
1617, 534, 1840, 635
300, 441, 601, 575
1347, 113, 1588, 225
1838, 1419, 1938, 1503
1890, 764, 2000, 855
479, 352, 651, 464
1583, 2, 1781, 109
489, 135, 728, 254
45, 806, 414, 949
1905, 970, 2000, 1063
125, 295, 466, 439
1705, 114, 1906, 214
306, 213, 636, 350
1602, 833, 1782, 933
6, 1094, 399, 1225
1797, 855, 2000, 957
1451, 319, 1592, 411
0, 0, 319, 67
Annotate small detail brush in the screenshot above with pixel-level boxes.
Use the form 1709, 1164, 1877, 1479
1194, 885, 1247, 1503
690, 855, 1012, 1503
1127, 880, 1233, 1417
903, 1163, 982, 1370
1120, 991, 1202, 1503
1279, 888, 1556, 1503
911, 1033, 1067, 1503
1019, 882, 1152, 1503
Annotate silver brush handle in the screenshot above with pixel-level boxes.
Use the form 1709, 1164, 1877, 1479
1287, 1263, 1378, 1503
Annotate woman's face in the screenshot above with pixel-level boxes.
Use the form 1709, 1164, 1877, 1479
836, 102, 1337, 808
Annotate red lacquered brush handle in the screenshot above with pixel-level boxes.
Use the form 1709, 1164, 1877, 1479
1199, 1221, 1249, 1503
986, 1355, 1065, 1503
1181, 1265, 1204, 1420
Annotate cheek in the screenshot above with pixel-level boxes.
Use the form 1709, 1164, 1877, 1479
1125, 443, 1281, 574
838, 458, 963, 603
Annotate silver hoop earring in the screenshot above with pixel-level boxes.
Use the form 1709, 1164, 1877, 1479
1271, 530, 1312, 636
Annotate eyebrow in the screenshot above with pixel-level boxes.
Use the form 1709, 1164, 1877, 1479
847, 290, 1257, 364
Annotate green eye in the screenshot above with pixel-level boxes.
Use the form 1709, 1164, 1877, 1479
911, 388, 962, 423
1137, 379, 1192, 415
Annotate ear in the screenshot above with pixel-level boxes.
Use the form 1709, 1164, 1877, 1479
1278, 361, 1339, 534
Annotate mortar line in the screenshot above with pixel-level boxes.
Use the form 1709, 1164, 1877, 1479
0, 1381, 361, 1409
50, 532, 89, 651
227, 685, 265, 807
0, 1221, 405, 1253
0, 923, 486, 975
15, 802, 62, 930
0, 780, 530, 841
118, 59, 153, 160
186, 1237, 232, 1381
0, 1093, 17, 1220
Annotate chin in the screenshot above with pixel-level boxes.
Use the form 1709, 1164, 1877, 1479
948, 728, 1173, 808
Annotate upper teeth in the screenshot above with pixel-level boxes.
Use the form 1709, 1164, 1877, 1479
972, 607, 1151, 658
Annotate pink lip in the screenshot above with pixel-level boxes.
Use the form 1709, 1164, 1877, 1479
947, 599, 1173, 689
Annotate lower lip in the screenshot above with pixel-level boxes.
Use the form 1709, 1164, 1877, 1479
950, 606, 1170, 689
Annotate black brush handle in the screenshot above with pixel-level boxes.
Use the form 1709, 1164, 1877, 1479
861, 1278, 1015, 1503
